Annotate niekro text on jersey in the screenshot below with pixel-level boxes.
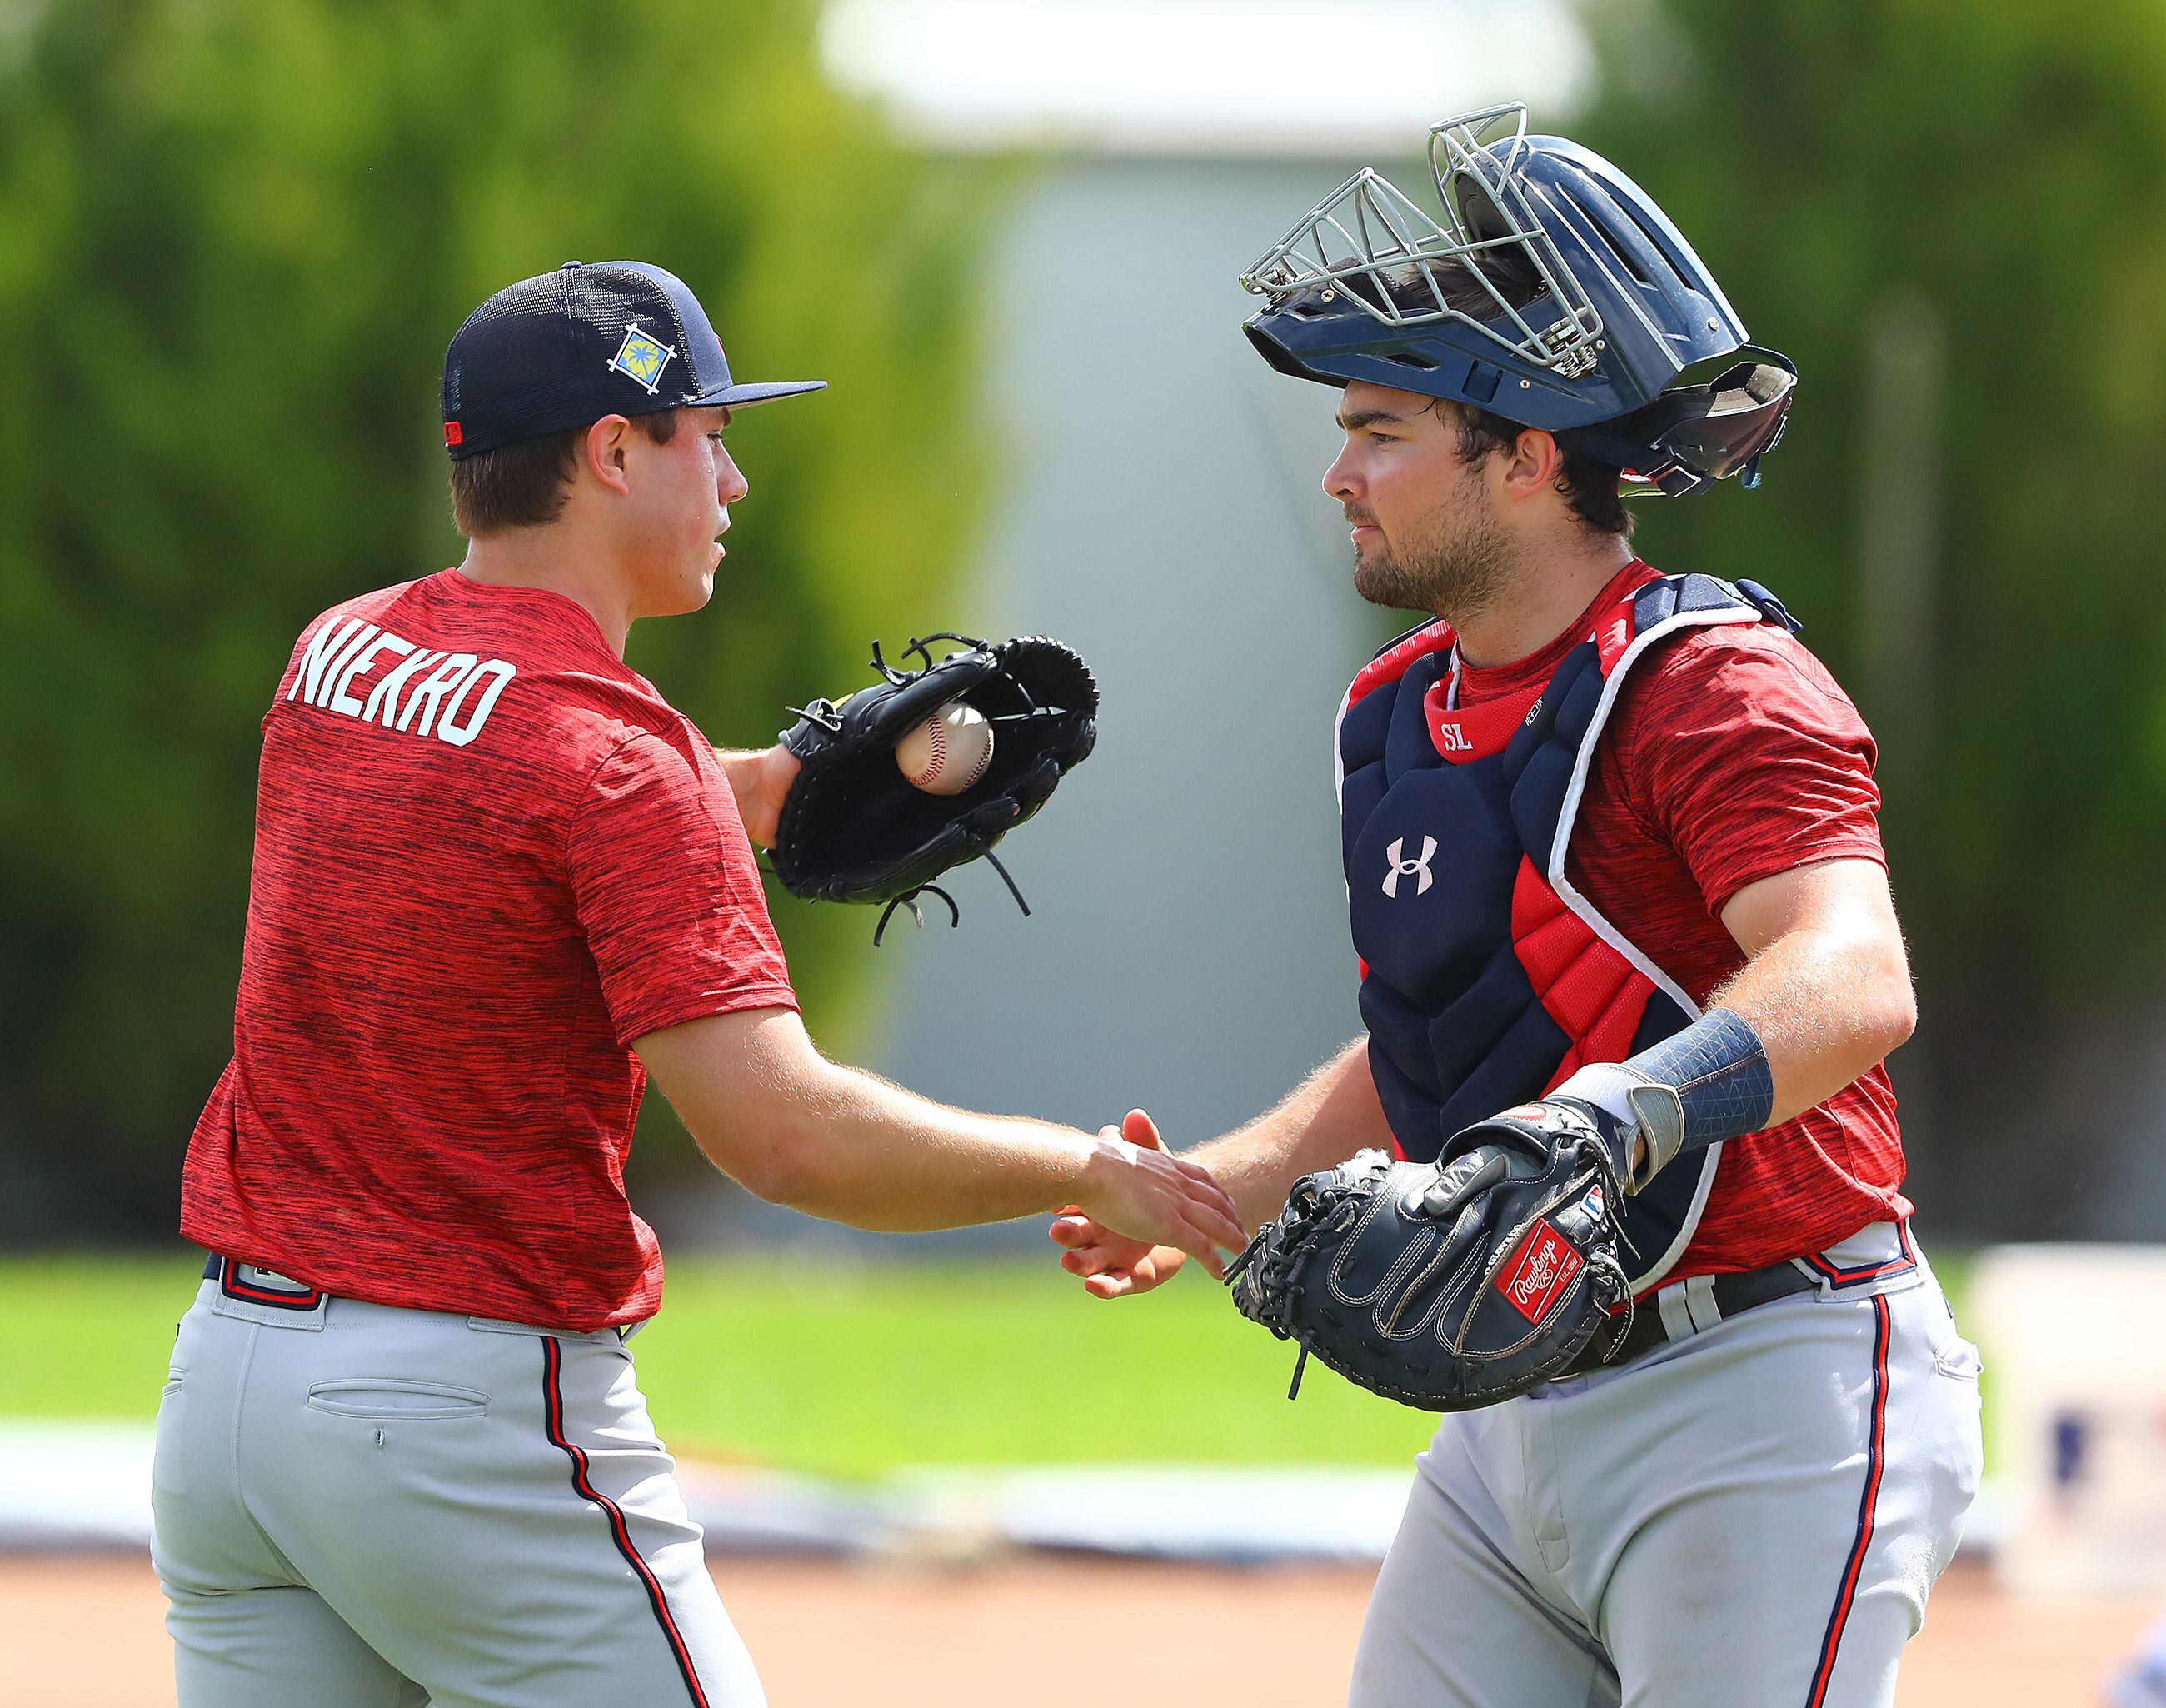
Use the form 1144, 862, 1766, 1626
286, 614, 517, 747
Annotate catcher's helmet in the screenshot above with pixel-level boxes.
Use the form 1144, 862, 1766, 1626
1240, 103, 1793, 497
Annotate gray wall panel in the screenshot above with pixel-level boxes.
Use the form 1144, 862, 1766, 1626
870, 157, 1381, 1154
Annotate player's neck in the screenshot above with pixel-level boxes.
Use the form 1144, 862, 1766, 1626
1447, 532, 1635, 670
456, 526, 635, 657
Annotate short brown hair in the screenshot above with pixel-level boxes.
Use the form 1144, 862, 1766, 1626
450, 409, 681, 537
1450, 402, 1634, 539
1370, 256, 1633, 539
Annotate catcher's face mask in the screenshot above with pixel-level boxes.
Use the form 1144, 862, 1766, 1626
1240, 103, 1794, 495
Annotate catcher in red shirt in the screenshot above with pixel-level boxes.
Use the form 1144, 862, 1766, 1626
1051, 107, 1981, 1708
152, 260, 1241, 1708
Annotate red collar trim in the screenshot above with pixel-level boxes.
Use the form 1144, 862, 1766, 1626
1424, 675, 1545, 763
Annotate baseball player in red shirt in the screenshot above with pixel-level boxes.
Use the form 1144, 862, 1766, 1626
152, 259, 1242, 1708
1051, 108, 1982, 1706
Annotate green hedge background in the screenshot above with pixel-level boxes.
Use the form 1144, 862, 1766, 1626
4, 0, 2166, 1238
0, 0, 996, 1234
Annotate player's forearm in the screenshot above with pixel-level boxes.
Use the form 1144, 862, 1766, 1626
1196, 1038, 1393, 1229
713, 743, 796, 849
1556, 926, 1911, 1184
640, 1008, 1102, 1227
1712, 924, 1914, 1126
750, 1057, 1105, 1231
712, 747, 767, 802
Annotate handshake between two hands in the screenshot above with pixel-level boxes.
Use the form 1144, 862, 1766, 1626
1052, 1111, 1230, 1301
1047, 1073, 1658, 1307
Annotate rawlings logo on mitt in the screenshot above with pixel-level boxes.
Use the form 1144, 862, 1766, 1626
1227, 1103, 1635, 1411
771, 634, 1098, 941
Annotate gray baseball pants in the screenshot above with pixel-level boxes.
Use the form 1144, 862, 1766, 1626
1349, 1223, 1982, 1708
152, 1262, 764, 1708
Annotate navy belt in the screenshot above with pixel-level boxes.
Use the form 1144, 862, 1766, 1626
1565, 1260, 1816, 1376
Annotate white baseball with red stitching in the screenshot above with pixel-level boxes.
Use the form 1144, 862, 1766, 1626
896, 700, 993, 795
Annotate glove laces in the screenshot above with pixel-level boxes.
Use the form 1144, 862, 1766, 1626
872, 850, 1031, 947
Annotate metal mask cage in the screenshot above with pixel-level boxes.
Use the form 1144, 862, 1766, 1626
1239, 102, 1605, 382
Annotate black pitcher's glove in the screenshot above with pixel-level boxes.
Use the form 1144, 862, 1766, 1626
771, 634, 1098, 942
1227, 1101, 1639, 1411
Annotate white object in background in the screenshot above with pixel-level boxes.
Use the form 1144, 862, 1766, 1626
896, 701, 994, 795
820, 0, 1592, 157
897, 1464, 1415, 1564
0, 1421, 156, 1550
1972, 1243, 2166, 1594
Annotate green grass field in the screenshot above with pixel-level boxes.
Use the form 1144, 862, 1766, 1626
0, 1251, 1435, 1477
2, 1250, 1972, 1480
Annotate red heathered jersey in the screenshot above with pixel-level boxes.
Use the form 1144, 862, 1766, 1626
1449, 559, 1909, 1276
181, 570, 796, 1331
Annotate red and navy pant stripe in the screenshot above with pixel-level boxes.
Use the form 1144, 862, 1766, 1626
541, 1336, 710, 1707
1803, 1294, 1893, 1708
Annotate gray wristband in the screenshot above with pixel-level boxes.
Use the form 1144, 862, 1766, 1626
1625, 1007, 1774, 1152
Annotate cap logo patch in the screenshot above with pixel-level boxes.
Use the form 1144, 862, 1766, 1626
1495, 1218, 1584, 1323
607, 325, 676, 394
442, 422, 463, 447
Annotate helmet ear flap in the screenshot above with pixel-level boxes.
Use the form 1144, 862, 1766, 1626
1557, 356, 1796, 497
1661, 359, 1794, 486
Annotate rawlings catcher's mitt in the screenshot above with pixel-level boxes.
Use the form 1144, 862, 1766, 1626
771, 634, 1097, 941
1227, 1101, 1637, 1411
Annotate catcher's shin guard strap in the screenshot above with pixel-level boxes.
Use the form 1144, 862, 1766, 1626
1628, 1006, 1774, 1152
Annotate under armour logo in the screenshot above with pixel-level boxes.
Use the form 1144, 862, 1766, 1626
1383, 835, 1437, 898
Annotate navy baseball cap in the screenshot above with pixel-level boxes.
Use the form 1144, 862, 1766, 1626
440, 260, 825, 460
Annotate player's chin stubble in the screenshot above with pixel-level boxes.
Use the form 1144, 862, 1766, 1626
1351, 504, 1513, 624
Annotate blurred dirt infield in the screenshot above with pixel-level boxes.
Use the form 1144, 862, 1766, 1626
0, 1553, 2149, 1706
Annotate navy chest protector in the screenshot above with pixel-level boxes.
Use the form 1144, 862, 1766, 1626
1337, 572, 1795, 1291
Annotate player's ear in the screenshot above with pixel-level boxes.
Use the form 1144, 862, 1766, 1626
581, 415, 636, 497
1500, 426, 1563, 502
